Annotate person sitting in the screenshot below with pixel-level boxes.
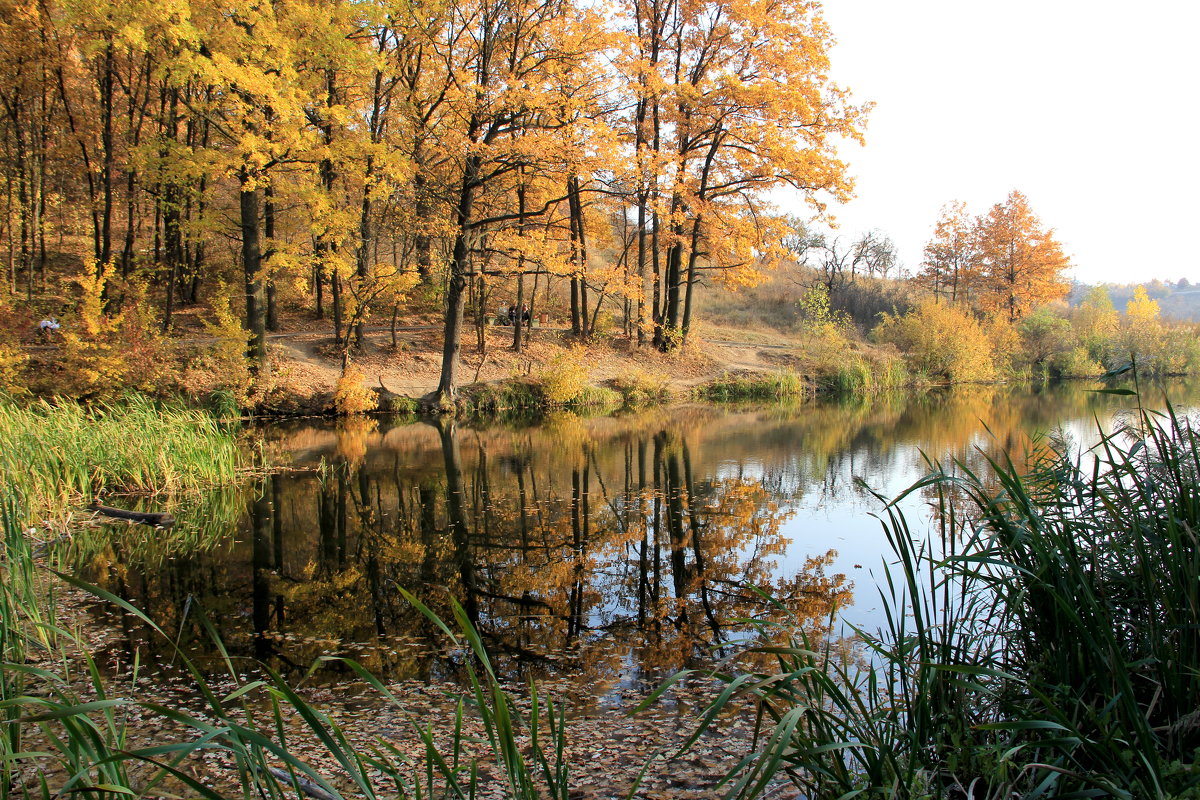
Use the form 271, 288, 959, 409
38, 317, 61, 340
497, 305, 510, 325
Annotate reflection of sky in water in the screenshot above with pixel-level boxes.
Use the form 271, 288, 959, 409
734, 389, 1198, 636
74, 379, 1200, 686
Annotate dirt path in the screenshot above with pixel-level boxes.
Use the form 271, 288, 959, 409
268, 325, 780, 402
20, 323, 785, 402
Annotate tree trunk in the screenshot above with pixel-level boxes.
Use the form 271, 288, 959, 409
512, 272, 525, 352
99, 38, 115, 269
162, 89, 181, 331
567, 176, 588, 338
264, 183, 278, 331
680, 215, 703, 344
660, 227, 683, 350
433, 166, 477, 408
240, 170, 267, 376
512, 178, 526, 353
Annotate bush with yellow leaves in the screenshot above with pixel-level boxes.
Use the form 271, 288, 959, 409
56, 266, 128, 398
187, 286, 254, 407
0, 294, 27, 394
536, 345, 589, 405
109, 280, 180, 394
873, 301, 995, 384
333, 363, 378, 415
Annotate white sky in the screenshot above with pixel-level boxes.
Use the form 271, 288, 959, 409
799, 0, 1200, 286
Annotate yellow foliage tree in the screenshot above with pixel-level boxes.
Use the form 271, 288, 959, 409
1123, 284, 1162, 366
58, 266, 129, 398
917, 201, 978, 305
333, 364, 379, 415
618, 0, 869, 349
975, 190, 1070, 322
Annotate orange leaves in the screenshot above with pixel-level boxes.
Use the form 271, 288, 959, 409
974, 190, 1071, 323
919, 192, 1071, 324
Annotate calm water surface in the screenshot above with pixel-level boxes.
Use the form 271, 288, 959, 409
76, 379, 1200, 697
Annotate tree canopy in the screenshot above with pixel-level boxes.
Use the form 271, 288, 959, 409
0, 0, 867, 403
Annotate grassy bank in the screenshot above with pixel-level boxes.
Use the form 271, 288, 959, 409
694, 370, 808, 402
687, 389, 1200, 798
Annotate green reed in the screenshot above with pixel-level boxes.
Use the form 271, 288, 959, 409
826, 356, 910, 395
678, 387, 1200, 799
0, 394, 243, 522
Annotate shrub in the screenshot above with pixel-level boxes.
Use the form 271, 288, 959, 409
380, 394, 419, 416
333, 364, 378, 414
1052, 345, 1103, 378
190, 286, 253, 407
830, 275, 917, 330
873, 301, 995, 383
50, 269, 175, 398
537, 345, 589, 405
611, 368, 673, 406
57, 265, 133, 398
798, 284, 851, 342
0, 295, 27, 394
0, 342, 25, 395
1016, 306, 1072, 372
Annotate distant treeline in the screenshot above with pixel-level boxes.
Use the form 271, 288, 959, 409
1070, 279, 1200, 322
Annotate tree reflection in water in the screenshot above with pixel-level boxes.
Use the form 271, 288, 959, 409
78, 381, 1200, 698
78, 409, 852, 695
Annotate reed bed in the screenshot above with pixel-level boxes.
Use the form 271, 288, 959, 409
685, 388, 1200, 799
0, 395, 243, 522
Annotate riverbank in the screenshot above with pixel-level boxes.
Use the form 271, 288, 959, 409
220, 320, 907, 416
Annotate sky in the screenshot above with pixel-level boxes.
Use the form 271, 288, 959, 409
800, 0, 1200, 286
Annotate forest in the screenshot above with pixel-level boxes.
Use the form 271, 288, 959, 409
2, 0, 1198, 412
0, 0, 871, 406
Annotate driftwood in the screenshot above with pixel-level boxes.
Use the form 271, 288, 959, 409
89, 502, 175, 528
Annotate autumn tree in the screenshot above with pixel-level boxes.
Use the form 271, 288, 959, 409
617, 0, 866, 350
974, 190, 1070, 322
917, 200, 977, 304
1072, 285, 1119, 364
1123, 284, 1161, 363
427, 0, 609, 407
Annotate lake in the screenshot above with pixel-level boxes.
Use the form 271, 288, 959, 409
74, 378, 1200, 704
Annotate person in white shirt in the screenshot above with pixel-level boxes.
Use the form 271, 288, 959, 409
38, 317, 61, 339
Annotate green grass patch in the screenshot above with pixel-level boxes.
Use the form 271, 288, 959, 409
695, 370, 807, 402
821, 354, 910, 394
608, 369, 673, 408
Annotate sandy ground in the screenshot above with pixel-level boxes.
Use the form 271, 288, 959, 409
268, 322, 780, 404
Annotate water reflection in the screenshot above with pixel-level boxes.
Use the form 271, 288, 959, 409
76, 379, 1200, 693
